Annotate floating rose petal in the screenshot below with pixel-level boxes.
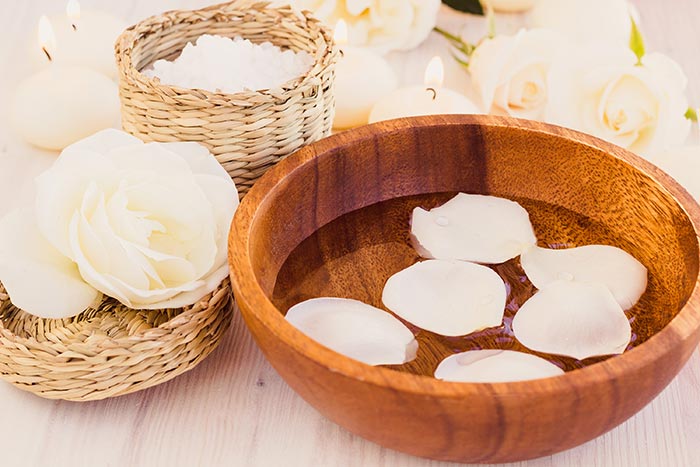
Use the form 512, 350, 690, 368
512, 281, 632, 360
411, 193, 536, 264
382, 259, 506, 336
435, 349, 564, 383
285, 297, 417, 366
521, 244, 647, 309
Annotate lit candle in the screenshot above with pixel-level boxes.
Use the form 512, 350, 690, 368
11, 16, 121, 151
29, 0, 126, 78
369, 57, 480, 123
333, 19, 398, 130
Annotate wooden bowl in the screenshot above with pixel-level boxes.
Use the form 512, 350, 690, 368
228, 115, 700, 463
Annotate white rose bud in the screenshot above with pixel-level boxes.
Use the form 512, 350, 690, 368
293, 0, 441, 54
545, 47, 690, 157
469, 29, 562, 120
0, 129, 239, 318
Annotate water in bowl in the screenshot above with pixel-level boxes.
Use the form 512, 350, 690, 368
272, 192, 665, 375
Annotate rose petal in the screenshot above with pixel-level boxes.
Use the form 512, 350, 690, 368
0, 208, 98, 318
140, 263, 228, 309
158, 142, 233, 181
435, 349, 564, 383
61, 128, 142, 156
530, 0, 632, 46
411, 193, 536, 264
346, 0, 371, 16
35, 149, 115, 258
194, 174, 239, 276
107, 143, 192, 175
521, 245, 647, 309
470, 34, 515, 113
382, 259, 506, 336
512, 280, 632, 360
285, 297, 417, 366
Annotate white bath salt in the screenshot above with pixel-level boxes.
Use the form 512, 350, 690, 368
382, 259, 506, 337
143, 34, 315, 94
285, 297, 418, 366
411, 193, 537, 264
520, 245, 647, 309
434, 349, 564, 383
512, 281, 632, 360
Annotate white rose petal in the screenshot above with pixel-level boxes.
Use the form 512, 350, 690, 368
512, 281, 632, 360
61, 128, 142, 154
411, 193, 536, 264
435, 350, 564, 383
346, 0, 370, 16
0, 208, 99, 318
470, 29, 562, 120
481, 0, 536, 13
546, 47, 690, 156
285, 297, 418, 366
521, 245, 647, 309
530, 0, 634, 47
382, 260, 506, 337
1, 129, 240, 317
293, 0, 440, 53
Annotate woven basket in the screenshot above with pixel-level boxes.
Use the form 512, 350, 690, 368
0, 280, 233, 401
115, 0, 338, 196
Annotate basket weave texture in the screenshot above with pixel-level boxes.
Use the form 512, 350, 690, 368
116, 0, 338, 196
0, 280, 233, 401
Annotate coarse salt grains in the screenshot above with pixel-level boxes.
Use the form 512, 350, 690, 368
143, 34, 315, 94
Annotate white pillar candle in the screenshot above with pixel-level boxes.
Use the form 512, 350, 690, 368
11, 16, 121, 151
333, 20, 398, 130
28, 0, 126, 78
369, 56, 480, 123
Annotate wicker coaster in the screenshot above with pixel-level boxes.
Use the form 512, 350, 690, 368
0, 279, 233, 401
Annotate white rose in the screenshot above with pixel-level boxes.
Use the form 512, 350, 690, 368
481, 0, 535, 13
293, 0, 441, 54
530, 0, 638, 47
469, 29, 562, 120
0, 129, 238, 318
546, 47, 690, 157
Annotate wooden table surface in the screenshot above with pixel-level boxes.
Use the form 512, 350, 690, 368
1, 1, 699, 466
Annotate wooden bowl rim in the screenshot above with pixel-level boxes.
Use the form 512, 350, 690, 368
229, 114, 700, 397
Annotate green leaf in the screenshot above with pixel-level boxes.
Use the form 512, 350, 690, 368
685, 107, 698, 122
486, 4, 496, 38
629, 16, 645, 65
442, 0, 484, 15
433, 27, 477, 68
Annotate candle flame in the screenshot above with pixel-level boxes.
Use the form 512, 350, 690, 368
334, 19, 348, 46
38, 15, 56, 62
424, 56, 444, 89
66, 0, 80, 29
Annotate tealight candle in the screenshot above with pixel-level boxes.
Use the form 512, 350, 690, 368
11, 16, 121, 151
333, 19, 398, 130
29, 0, 126, 78
369, 56, 479, 123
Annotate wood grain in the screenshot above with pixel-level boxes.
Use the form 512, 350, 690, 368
0, 1, 699, 466
229, 115, 700, 463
